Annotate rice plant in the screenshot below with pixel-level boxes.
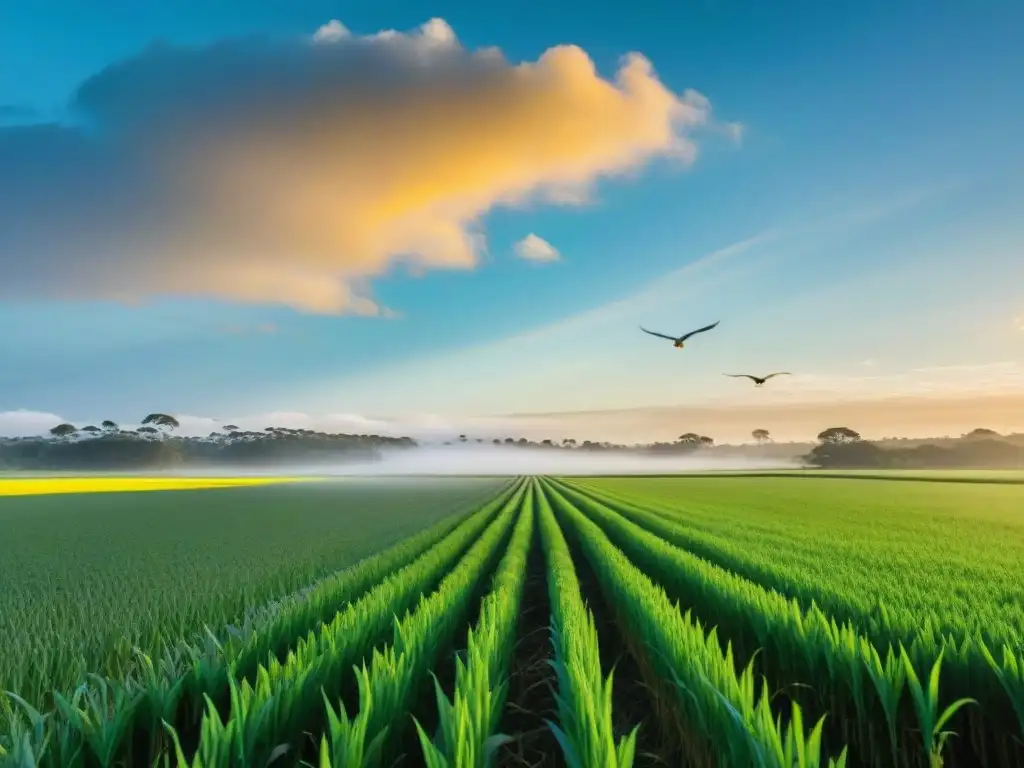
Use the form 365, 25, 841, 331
535, 481, 638, 768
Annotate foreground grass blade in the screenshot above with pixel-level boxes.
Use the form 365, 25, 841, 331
536, 481, 638, 768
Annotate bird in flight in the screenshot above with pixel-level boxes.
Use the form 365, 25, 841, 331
723, 372, 792, 387
639, 321, 720, 349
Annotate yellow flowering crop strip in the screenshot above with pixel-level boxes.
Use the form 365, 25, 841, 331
0, 477, 313, 496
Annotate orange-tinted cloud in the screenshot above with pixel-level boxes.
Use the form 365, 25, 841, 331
0, 18, 729, 314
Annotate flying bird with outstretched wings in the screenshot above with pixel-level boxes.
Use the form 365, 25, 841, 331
639, 321, 720, 349
723, 372, 792, 387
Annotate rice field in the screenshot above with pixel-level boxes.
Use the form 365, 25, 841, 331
1, 474, 1022, 767
0, 478, 509, 717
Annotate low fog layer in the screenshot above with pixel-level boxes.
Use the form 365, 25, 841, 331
150, 443, 802, 477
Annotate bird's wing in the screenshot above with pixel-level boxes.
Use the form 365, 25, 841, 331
723, 374, 758, 381
679, 320, 721, 341
639, 326, 678, 341
763, 372, 792, 380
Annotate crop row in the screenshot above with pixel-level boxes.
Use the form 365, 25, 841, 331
571, 476, 1024, 649
550, 477, 1024, 767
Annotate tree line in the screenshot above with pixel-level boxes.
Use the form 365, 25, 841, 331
804, 427, 1024, 469
0, 413, 416, 471
1, 418, 1020, 470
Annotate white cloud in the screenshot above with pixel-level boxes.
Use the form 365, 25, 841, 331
0, 410, 65, 437
0, 17, 727, 316
312, 19, 350, 43
513, 233, 560, 262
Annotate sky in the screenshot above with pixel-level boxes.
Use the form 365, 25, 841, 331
1, 0, 1022, 443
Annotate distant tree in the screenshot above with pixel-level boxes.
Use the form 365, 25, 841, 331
699, 436, 714, 447
752, 429, 771, 444
492, 439, 502, 445
223, 424, 239, 432
504, 437, 515, 445
101, 420, 119, 433
49, 423, 77, 441
81, 425, 102, 436
142, 413, 180, 435
541, 439, 554, 447
805, 440, 887, 468
964, 428, 1000, 440
817, 426, 861, 444
458, 434, 468, 443
475, 438, 483, 444
562, 438, 577, 448
677, 432, 702, 446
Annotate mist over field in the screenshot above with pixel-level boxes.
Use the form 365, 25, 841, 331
132, 443, 803, 477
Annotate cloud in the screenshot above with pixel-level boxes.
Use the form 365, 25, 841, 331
1015, 315, 1023, 331
513, 233, 560, 262
723, 121, 744, 144
0, 410, 65, 437
0, 18, 725, 315
312, 19, 350, 43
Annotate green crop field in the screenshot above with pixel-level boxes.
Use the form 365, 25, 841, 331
2, 474, 1023, 768
0, 478, 509, 721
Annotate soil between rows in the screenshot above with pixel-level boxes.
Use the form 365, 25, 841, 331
496, 528, 563, 768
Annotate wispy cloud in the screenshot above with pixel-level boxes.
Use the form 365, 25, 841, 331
513, 234, 561, 262
281, 181, 967, 418
744, 361, 1024, 403
503, 229, 778, 346
489, 182, 962, 351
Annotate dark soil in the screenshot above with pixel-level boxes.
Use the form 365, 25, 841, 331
496, 532, 564, 768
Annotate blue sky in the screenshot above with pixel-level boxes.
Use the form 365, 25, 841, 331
0, 0, 1022, 440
